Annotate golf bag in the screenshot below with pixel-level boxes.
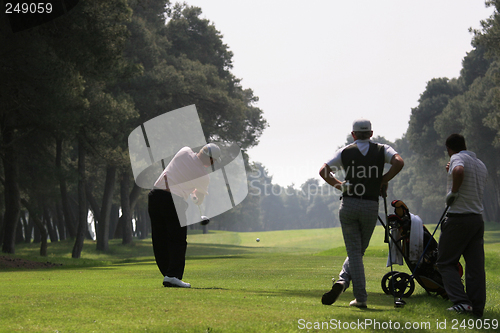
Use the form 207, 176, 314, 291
381, 200, 463, 299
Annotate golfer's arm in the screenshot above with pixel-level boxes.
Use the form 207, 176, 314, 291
193, 189, 206, 205
319, 163, 342, 190
381, 154, 404, 184
451, 165, 464, 193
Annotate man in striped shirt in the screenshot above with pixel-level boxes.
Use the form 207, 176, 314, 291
437, 134, 488, 317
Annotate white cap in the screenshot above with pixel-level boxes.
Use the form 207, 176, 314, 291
352, 118, 372, 132
202, 143, 222, 162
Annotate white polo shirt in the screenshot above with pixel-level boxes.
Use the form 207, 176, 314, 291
447, 150, 488, 214
153, 147, 210, 200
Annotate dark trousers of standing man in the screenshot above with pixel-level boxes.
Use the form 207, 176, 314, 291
437, 214, 486, 317
148, 189, 188, 279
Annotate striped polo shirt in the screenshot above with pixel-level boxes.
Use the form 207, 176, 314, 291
447, 150, 488, 214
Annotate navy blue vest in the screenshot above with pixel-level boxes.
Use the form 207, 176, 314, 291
340, 142, 385, 198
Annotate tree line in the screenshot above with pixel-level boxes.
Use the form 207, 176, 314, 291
0, 0, 267, 256
208, 1, 500, 231
2, 1, 500, 254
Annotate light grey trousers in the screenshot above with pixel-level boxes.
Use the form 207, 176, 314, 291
337, 197, 379, 303
436, 214, 486, 317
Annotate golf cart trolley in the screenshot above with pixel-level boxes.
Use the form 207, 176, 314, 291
379, 200, 464, 302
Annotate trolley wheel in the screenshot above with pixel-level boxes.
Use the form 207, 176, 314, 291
391, 272, 415, 298
381, 271, 399, 295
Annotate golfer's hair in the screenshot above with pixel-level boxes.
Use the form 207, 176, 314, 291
446, 133, 467, 152
354, 131, 372, 140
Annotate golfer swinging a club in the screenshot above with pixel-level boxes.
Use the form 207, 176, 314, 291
319, 119, 404, 308
148, 143, 221, 288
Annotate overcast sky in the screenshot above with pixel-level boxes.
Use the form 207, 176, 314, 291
185, 0, 495, 187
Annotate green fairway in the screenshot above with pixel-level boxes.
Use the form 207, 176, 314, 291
1, 223, 500, 332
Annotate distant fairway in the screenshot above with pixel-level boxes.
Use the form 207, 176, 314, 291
187, 224, 421, 258
186, 227, 347, 256
1, 223, 499, 332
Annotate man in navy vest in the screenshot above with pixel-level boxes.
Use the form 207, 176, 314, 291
319, 119, 404, 308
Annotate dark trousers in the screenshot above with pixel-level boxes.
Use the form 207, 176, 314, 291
436, 214, 486, 317
148, 189, 188, 279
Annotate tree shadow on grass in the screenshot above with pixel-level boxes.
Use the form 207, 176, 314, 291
230, 288, 387, 312
105, 258, 156, 266
0, 242, 265, 272
239, 287, 474, 311
186, 243, 266, 257
187, 255, 249, 261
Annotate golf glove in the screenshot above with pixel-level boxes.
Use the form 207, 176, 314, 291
446, 191, 459, 206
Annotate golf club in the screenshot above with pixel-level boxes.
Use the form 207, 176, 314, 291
383, 193, 389, 244
409, 205, 449, 279
198, 205, 210, 226
383, 195, 404, 308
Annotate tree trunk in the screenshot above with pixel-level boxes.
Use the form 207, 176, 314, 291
26, 216, 34, 243
86, 181, 100, 222
113, 183, 143, 239
482, 171, 500, 223
120, 170, 133, 244
96, 165, 116, 251
492, 173, 500, 223
72, 136, 87, 258
54, 204, 66, 241
15, 217, 24, 243
136, 209, 150, 239
22, 212, 31, 243
56, 138, 76, 238
129, 183, 143, 212
85, 180, 100, 240
113, 216, 124, 239
33, 218, 41, 243
1, 126, 21, 254
144, 210, 151, 238
44, 203, 58, 242
0, 193, 4, 248
109, 204, 119, 239
20, 199, 48, 256
135, 210, 143, 238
